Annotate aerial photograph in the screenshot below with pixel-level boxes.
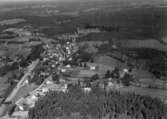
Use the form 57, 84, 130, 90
0, 0, 167, 118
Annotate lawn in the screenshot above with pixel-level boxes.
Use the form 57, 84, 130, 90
0, 77, 10, 98
117, 86, 167, 100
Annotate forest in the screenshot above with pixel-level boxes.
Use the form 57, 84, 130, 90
29, 84, 167, 119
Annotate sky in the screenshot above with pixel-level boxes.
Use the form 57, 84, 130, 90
0, 0, 65, 3
0, 0, 101, 2
0, 0, 80, 2
0, 0, 102, 3
0, 0, 49, 1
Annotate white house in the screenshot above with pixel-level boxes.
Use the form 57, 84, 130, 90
68, 58, 72, 61
83, 87, 92, 93
66, 65, 71, 68
46, 80, 53, 85
90, 66, 96, 70
61, 68, 66, 73
24, 80, 29, 84
108, 82, 114, 87
42, 88, 49, 93
87, 63, 98, 71
51, 64, 56, 68
61, 84, 68, 93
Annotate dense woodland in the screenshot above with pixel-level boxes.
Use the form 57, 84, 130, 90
29, 85, 167, 119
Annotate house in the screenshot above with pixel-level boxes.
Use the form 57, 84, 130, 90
61, 84, 68, 93
123, 68, 129, 73
61, 68, 66, 73
59, 78, 66, 83
108, 82, 114, 87
42, 88, 48, 93
26, 95, 38, 108
68, 57, 72, 61
16, 94, 38, 111
112, 44, 117, 49
51, 64, 56, 68
82, 87, 92, 93
12, 111, 28, 119
66, 64, 71, 68
114, 83, 124, 89
18, 105, 24, 111
90, 66, 96, 70
46, 80, 53, 85
86, 63, 98, 71
43, 57, 49, 62
16, 98, 25, 111
24, 80, 29, 84
120, 68, 129, 78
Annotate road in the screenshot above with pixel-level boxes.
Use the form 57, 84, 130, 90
30, 76, 52, 96
0, 59, 39, 117
5, 59, 39, 103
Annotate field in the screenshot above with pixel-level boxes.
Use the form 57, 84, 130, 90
0, 1, 166, 39
0, 77, 10, 98
94, 55, 125, 68
0, 19, 25, 26
115, 39, 167, 52
117, 86, 167, 101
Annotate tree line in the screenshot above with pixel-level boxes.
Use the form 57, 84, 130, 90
29, 84, 167, 119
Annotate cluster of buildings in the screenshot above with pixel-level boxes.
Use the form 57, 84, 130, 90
3, 33, 80, 119
39, 37, 78, 77
56, 27, 102, 41
56, 33, 79, 41
77, 28, 101, 35
14, 76, 68, 118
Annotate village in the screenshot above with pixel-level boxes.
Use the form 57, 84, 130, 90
0, 26, 167, 119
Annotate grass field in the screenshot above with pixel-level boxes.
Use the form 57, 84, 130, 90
0, 19, 26, 26
117, 86, 167, 101
94, 55, 126, 70
115, 39, 167, 52
0, 77, 10, 98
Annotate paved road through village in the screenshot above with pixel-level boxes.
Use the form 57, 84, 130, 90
0, 59, 39, 116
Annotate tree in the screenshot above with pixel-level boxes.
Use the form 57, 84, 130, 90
111, 67, 120, 79
26, 44, 44, 63
90, 74, 99, 82
105, 70, 111, 78
84, 62, 87, 67
52, 74, 59, 81
90, 58, 94, 63
121, 73, 133, 86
